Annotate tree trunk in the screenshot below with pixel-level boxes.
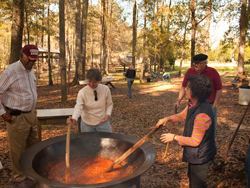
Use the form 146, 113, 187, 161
190, 0, 196, 67
59, 0, 67, 102
101, 0, 107, 75
156, 0, 160, 73
204, 0, 212, 55
24, 1, 29, 44
35, 12, 38, 46
66, 2, 72, 87
154, 51, 156, 72
153, 0, 156, 73
162, 0, 172, 72
70, 0, 81, 86
90, 0, 94, 68
9, 0, 25, 64
81, 0, 89, 79
91, 26, 94, 68
106, 0, 112, 75
47, 0, 53, 86
42, 5, 45, 48
140, 0, 147, 83
160, 0, 165, 72
238, 0, 247, 74
179, 14, 190, 77
132, 0, 137, 68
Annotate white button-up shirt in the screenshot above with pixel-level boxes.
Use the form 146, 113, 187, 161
0, 60, 37, 115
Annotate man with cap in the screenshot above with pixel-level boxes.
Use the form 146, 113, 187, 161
174, 54, 222, 137
0, 44, 39, 187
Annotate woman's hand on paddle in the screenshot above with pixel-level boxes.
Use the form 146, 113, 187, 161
155, 117, 172, 128
67, 117, 76, 125
160, 133, 175, 143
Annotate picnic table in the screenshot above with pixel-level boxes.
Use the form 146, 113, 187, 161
79, 76, 115, 88
37, 108, 80, 141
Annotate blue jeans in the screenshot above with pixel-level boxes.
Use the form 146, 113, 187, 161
210, 104, 217, 137
245, 144, 250, 188
80, 119, 112, 133
127, 78, 134, 98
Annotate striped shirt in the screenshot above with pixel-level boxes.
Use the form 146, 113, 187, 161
172, 104, 212, 147
0, 60, 37, 115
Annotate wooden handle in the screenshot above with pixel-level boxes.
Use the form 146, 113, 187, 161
65, 117, 71, 180
164, 107, 178, 159
163, 123, 174, 158
112, 125, 162, 168
66, 123, 70, 168
224, 101, 250, 161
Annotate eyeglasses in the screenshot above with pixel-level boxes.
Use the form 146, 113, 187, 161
94, 90, 98, 101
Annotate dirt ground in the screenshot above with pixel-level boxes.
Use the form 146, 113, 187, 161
0, 72, 249, 188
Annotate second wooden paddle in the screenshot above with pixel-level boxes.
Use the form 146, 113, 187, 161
65, 121, 71, 180
163, 106, 177, 159
106, 125, 162, 172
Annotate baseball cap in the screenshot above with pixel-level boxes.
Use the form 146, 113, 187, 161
22, 45, 39, 60
193, 54, 208, 64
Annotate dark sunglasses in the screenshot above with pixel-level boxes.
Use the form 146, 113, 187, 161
94, 90, 98, 101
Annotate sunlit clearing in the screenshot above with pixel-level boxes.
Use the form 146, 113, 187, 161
138, 84, 180, 96
112, 94, 126, 98
39, 95, 61, 103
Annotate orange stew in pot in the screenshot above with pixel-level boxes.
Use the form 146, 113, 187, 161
48, 157, 131, 184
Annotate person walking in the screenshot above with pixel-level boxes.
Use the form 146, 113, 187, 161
67, 68, 113, 133
124, 64, 136, 98
156, 75, 216, 188
0, 45, 39, 188
174, 54, 222, 136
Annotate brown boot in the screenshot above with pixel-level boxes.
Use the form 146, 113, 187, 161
16, 177, 36, 188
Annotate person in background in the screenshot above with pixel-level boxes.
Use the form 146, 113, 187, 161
0, 45, 39, 188
67, 68, 113, 132
174, 54, 222, 137
156, 75, 216, 188
124, 64, 136, 98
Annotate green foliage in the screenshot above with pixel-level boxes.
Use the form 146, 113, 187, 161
167, 54, 176, 66
0, 0, 12, 21
244, 44, 250, 63
0, 0, 248, 74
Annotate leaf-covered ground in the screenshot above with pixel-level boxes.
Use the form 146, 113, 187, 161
0, 72, 249, 188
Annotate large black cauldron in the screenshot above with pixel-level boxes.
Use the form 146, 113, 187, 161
20, 132, 156, 188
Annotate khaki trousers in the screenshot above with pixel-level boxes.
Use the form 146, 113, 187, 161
6, 109, 38, 182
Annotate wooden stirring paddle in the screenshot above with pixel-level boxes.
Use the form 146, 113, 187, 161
106, 125, 163, 172
163, 106, 177, 159
65, 117, 71, 180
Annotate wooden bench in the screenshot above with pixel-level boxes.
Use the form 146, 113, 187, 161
37, 108, 80, 141
79, 76, 115, 88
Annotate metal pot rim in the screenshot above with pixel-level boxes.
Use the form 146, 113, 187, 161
20, 132, 156, 188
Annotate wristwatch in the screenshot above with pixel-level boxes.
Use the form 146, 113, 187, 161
174, 135, 178, 142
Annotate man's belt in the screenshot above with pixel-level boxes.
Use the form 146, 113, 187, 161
209, 101, 214, 104
5, 107, 31, 115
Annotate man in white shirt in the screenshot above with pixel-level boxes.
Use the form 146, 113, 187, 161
0, 45, 39, 188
